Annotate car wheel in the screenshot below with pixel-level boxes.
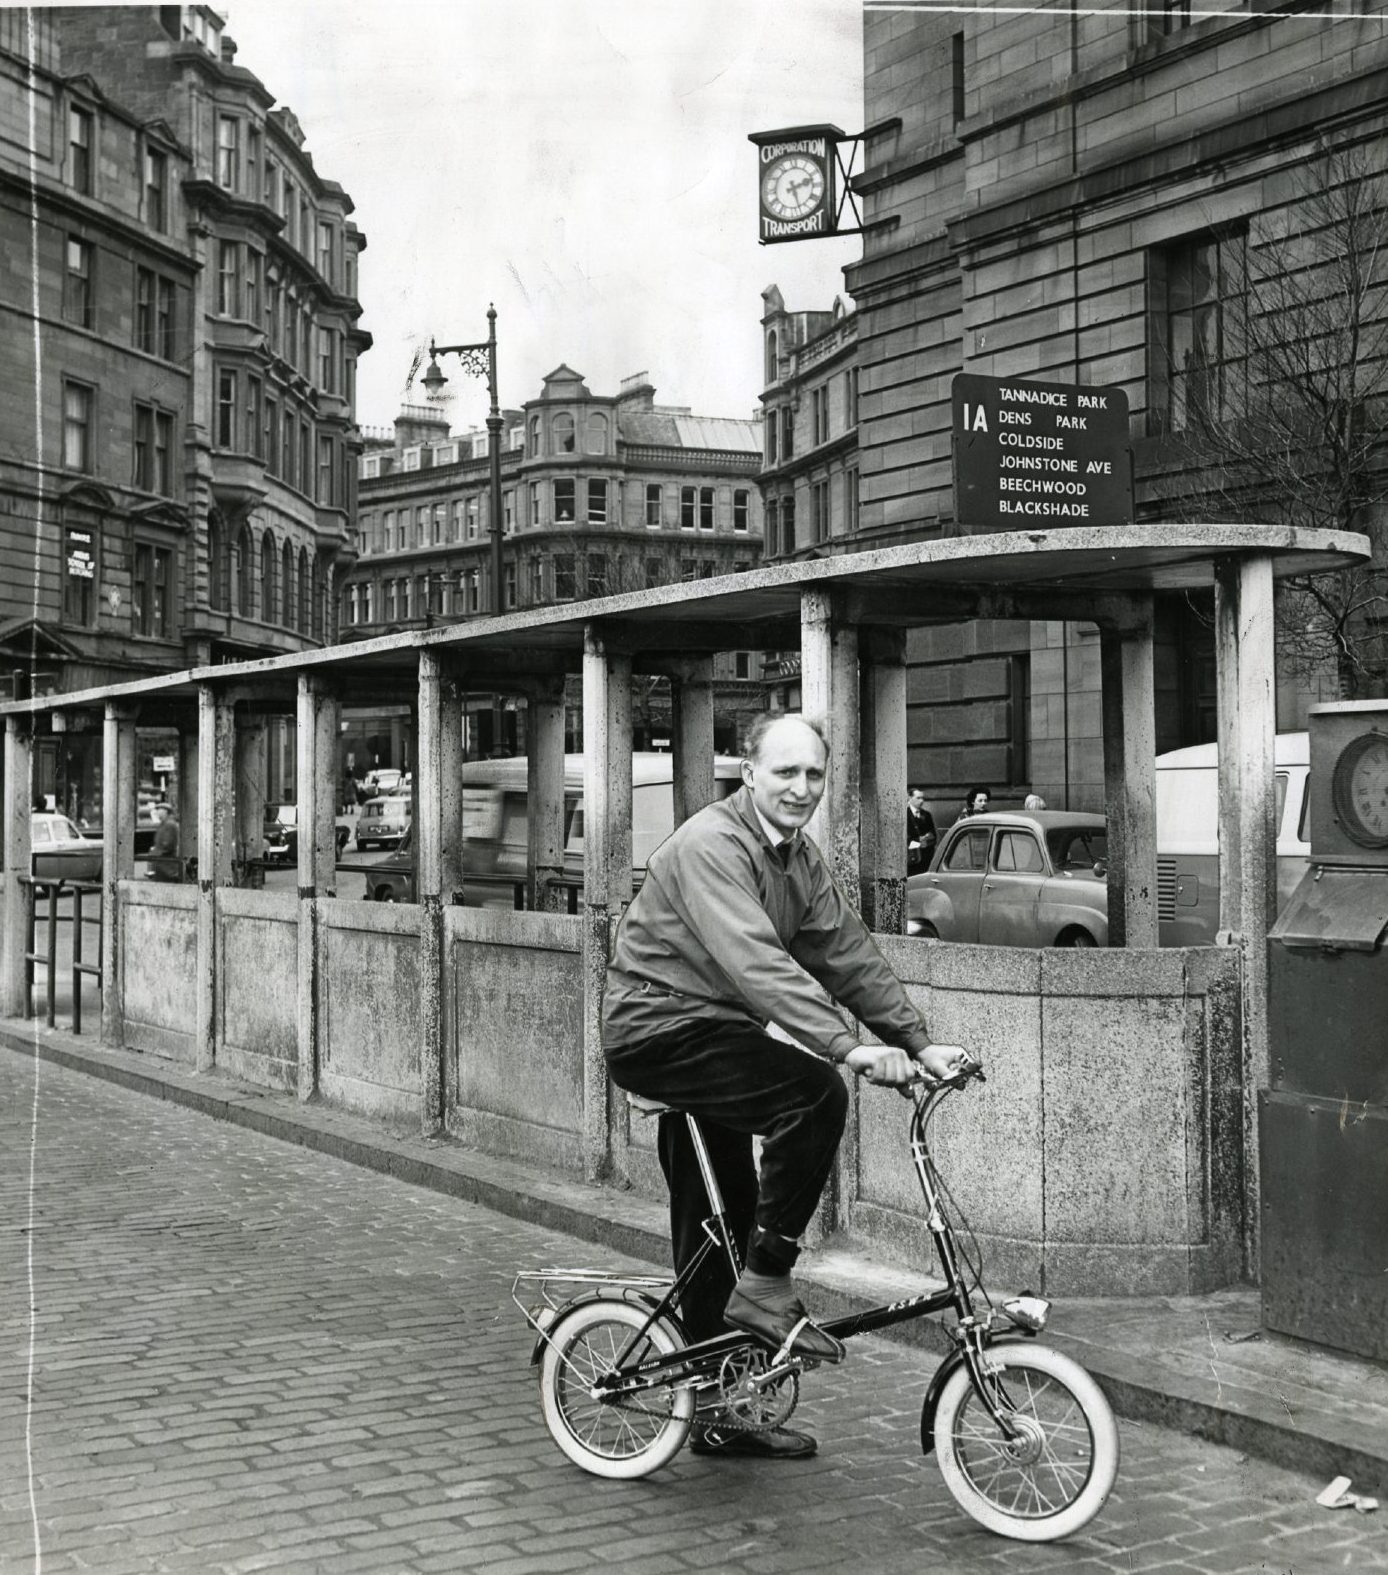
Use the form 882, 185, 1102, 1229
372, 885, 396, 903
914, 920, 939, 940
1059, 928, 1096, 948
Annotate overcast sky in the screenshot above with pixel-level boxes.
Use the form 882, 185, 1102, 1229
216, 0, 865, 434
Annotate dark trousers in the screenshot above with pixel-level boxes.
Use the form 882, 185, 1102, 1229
606, 1019, 849, 1342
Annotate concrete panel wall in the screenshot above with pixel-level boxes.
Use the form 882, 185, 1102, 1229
318, 899, 422, 1123
448, 908, 584, 1172
120, 884, 197, 1062
216, 889, 299, 1094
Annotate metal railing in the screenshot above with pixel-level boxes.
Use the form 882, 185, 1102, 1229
21, 874, 103, 1033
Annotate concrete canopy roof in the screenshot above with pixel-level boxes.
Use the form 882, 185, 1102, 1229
1, 523, 1368, 718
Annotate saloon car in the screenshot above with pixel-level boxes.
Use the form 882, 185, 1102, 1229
262, 803, 354, 862
907, 810, 1108, 948
30, 812, 104, 882
354, 792, 412, 851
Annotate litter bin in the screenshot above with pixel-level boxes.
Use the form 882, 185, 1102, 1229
1261, 866, 1388, 1361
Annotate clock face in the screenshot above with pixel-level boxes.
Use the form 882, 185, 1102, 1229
1332, 731, 1388, 847
761, 155, 825, 221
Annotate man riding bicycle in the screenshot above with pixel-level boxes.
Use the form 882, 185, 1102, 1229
603, 712, 964, 1458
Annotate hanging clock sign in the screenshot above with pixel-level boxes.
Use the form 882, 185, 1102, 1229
750, 124, 855, 244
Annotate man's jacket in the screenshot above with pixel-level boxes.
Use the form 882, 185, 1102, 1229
603, 786, 931, 1064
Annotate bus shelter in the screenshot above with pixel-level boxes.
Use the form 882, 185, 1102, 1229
0, 523, 1366, 1297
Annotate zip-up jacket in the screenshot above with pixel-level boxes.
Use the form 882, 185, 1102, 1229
603, 786, 932, 1064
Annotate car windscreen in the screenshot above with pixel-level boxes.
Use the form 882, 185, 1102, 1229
1047, 827, 1107, 870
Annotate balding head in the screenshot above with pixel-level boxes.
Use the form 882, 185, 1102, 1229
741, 714, 828, 837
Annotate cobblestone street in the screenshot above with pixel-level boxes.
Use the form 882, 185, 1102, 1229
2, 1048, 1384, 1575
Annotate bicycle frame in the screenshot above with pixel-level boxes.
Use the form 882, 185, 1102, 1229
514, 1068, 1037, 1440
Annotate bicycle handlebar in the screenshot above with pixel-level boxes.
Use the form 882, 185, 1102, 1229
904, 1051, 985, 1093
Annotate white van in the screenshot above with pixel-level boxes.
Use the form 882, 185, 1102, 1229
1155, 731, 1310, 946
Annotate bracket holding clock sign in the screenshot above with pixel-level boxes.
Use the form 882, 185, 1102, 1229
748, 123, 867, 244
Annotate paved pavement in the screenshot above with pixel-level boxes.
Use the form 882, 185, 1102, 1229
3, 1048, 1385, 1575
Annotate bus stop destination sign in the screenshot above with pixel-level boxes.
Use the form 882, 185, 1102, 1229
952, 374, 1132, 531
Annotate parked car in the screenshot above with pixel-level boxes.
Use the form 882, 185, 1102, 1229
907, 810, 1108, 947
363, 752, 744, 903
30, 812, 103, 882
358, 768, 404, 801
355, 793, 412, 851
1155, 731, 1310, 946
263, 803, 353, 862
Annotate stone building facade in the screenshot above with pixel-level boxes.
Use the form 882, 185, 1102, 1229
0, 5, 369, 812
765, 4, 1387, 811
342, 370, 765, 760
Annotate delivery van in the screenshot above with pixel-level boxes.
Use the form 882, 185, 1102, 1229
1155, 731, 1310, 946
365, 751, 744, 904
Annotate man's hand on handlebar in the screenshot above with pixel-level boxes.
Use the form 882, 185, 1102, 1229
914, 1043, 970, 1082
843, 1043, 975, 1088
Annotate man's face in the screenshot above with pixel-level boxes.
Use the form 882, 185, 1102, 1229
909, 791, 925, 813
742, 720, 828, 837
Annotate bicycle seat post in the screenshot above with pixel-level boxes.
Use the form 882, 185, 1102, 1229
685, 1111, 727, 1219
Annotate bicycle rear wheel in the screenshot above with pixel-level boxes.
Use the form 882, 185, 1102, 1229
931, 1342, 1118, 1541
538, 1298, 693, 1479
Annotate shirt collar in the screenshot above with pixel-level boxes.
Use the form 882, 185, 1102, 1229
750, 796, 798, 853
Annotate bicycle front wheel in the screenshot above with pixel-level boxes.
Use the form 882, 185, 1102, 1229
538, 1299, 693, 1479
932, 1342, 1118, 1541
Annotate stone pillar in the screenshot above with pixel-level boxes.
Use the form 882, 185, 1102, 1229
670, 658, 716, 826
233, 715, 267, 876
100, 704, 138, 1047
860, 629, 908, 932
800, 588, 861, 902
1099, 614, 1158, 949
526, 683, 567, 911
294, 675, 340, 1105
581, 626, 632, 1183
1214, 553, 1277, 1276
1, 716, 33, 1018
196, 688, 235, 1074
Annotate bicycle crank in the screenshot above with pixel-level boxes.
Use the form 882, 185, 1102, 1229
713, 1346, 801, 1433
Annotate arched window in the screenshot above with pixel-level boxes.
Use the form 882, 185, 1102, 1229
281, 539, 294, 625
236, 525, 253, 615
298, 547, 309, 632
260, 530, 274, 620
528, 414, 542, 457
207, 512, 224, 610
552, 412, 574, 453
765, 499, 778, 559
584, 412, 607, 454
765, 329, 779, 386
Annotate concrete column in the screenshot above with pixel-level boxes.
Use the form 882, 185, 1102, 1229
100, 704, 138, 1047
526, 684, 567, 911
800, 588, 861, 902
1, 716, 33, 1018
294, 675, 340, 1106
581, 626, 633, 1183
196, 688, 235, 1074
1099, 616, 1157, 949
860, 629, 908, 932
670, 658, 715, 826
1214, 553, 1277, 1277
233, 716, 267, 876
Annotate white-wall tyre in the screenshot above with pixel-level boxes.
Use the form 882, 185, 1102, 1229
932, 1342, 1118, 1541
538, 1299, 693, 1480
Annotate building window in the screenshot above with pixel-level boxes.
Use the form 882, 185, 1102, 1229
132, 543, 172, 637
585, 412, 608, 454
298, 547, 309, 631
528, 415, 542, 457
283, 410, 296, 488
553, 412, 575, 453
766, 415, 778, 465
1149, 0, 1191, 38
245, 123, 261, 194
62, 381, 93, 472
64, 237, 93, 328
399, 577, 411, 620
733, 489, 749, 533
216, 369, 237, 449
846, 469, 860, 533
301, 420, 313, 497
264, 396, 278, 472
318, 435, 334, 504
142, 145, 167, 230
699, 486, 714, 531
235, 525, 252, 614
645, 484, 662, 528
216, 116, 239, 189
554, 478, 576, 523
208, 514, 224, 611
781, 407, 794, 460
812, 479, 829, 542
952, 32, 965, 123
218, 240, 239, 316
735, 652, 751, 679
465, 497, 479, 540
318, 326, 333, 391
812, 386, 829, 445
317, 221, 333, 282
415, 507, 427, 546
504, 562, 516, 608
782, 497, 796, 554
383, 579, 396, 622
1152, 230, 1245, 434
765, 329, 778, 386
587, 478, 607, 523
68, 104, 94, 194
587, 553, 607, 597
680, 559, 698, 583
680, 487, 696, 529
246, 376, 262, 458
432, 503, 445, 543
281, 540, 294, 625
554, 553, 576, 599
503, 491, 514, 535
645, 558, 662, 589
135, 268, 175, 358
463, 568, 480, 613
63, 526, 96, 626
260, 532, 274, 619
529, 481, 541, 527
846, 366, 860, 428
244, 250, 261, 326
529, 558, 544, 604
765, 499, 778, 557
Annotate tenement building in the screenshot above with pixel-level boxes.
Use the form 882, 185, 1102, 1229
771, 3, 1388, 812
0, 5, 369, 814
343, 369, 764, 759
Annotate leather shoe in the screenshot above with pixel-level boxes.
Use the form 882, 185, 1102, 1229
689, 1424, 818, 1459
723, 1286, 846, 1363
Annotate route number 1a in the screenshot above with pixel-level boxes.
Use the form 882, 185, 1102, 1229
963, 404, 989, 433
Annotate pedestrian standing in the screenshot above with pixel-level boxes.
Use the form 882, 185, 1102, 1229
906, 786, 936, 871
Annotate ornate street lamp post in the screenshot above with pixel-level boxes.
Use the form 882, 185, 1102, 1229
420, 305, 504, 615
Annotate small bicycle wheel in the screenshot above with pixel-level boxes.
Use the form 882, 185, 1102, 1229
538, 1299, 693, 1479
931, 1342, 1118, 1542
